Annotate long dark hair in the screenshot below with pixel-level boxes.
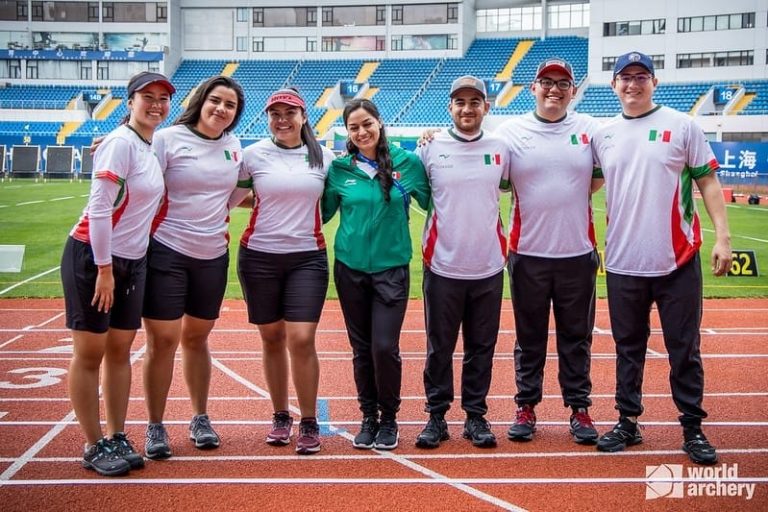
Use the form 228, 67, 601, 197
175, 75, 245, 134
342, 99, 393, 202
267, 87, 324, 169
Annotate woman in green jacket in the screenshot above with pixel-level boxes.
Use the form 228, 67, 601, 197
322, 99, 430, 451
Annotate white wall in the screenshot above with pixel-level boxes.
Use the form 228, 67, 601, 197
589, 0, 768, 83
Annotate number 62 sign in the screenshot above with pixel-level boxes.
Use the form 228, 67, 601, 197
728, 250, 760, 277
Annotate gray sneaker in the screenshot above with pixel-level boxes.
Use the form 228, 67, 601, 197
145, 423, 172, 460
189, 414, 221, 449
111, 432, 145, 469
82, 438, 131, 476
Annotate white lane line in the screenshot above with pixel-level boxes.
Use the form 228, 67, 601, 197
49, 196, 74, 202
0, 312, 64, 350
646, 347, 663, 357
14, 200, 44, 206
12, 447, 768, 464
2, 419, 768, 427
2, 476, 767, 486
0, 344, 147, 481
211, 357, 526, 512
0, 266, 60, 296
702, 227, 768, 243
2, 391, 767, 403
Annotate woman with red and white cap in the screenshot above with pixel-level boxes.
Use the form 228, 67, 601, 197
62, 71, 174, 476
234, 87, 334, 455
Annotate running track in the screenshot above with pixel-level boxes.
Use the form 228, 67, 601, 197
0, 298, 766, 511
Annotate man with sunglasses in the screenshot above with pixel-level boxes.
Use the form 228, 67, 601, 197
495, 58, 603, 445
592, 51, 731, 465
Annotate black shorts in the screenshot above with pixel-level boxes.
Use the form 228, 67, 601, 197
142, 238, 229, 321
237, 246, 328, 324
61, 236, 147, 333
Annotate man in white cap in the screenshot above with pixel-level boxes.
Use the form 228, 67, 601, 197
592, 51, 731, 465
414, 75, 510, 449
496, 58, 603, 445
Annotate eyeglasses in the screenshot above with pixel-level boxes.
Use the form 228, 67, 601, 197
535, 78, 573, 91
616, 74, 653, 84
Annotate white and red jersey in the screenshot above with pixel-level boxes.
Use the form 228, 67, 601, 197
240, 139, 334, 254
416, 129, 510, 280
150, 125, 242, 260
497, 112, 599, 258
70, 124, 164, 265
592, 105, 719, 276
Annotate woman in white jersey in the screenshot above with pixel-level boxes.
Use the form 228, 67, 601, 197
139, 75, 245, 460
235, 88, 334, 455
62, 71, 173, 476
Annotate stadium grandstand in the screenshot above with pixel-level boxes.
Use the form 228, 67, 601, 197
0, 0, 766, 189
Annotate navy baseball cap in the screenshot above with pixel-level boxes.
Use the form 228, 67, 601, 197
127, 71, 175, 97
613, 52, 655, 77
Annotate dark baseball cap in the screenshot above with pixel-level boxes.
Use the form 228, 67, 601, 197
535, 58, 574, 80
127, 71, 175, 97
613, 52, 655, 77
450, 75, 487, 99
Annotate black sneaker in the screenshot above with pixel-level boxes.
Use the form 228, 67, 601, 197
352, 416, 379, 449
82, 438, 131, 477
415, 413, 449, 449
463, 415, 497, 447
683, 427, 718, 465
145, 422, 172, 460
189, 414, 221, 449
569, 408, 599, 445
596, 417, 643, 452
374, 418, 399, 450
507, 405, 536, 441
110, 432, 145, 469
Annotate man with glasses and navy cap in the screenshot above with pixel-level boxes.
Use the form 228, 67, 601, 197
494, 58, 603, 445
592, 51, 732, 465
414, 75, 511, 449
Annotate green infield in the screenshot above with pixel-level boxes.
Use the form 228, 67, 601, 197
1, 179, 766, 298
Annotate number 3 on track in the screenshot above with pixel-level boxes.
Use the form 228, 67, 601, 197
0, 367, 67, 389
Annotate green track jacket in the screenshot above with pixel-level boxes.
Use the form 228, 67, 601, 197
322, 144, 430, 273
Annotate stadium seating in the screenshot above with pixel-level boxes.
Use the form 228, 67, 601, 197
1, 36, 767, 146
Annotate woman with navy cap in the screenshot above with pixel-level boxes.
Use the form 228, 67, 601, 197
62, 71, 174, 476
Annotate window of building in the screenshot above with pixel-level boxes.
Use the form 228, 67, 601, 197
604, 18, 664, 36
237, 8, 249, 22
16, 0, 28, 20
307, 7, 317, 25
447, 3, 458, 23
392, 5, 403, 25
677, 50, 753, 68
391, 36, 402, 50
157, 3, 166, 22
376, 6, 386, 24
97, 61, 109, 80
477, 6, 543, 32
548, 2, 590, 29
27, 60, 38, 79
322, 6, 379, 27
678, 12, 755, 32
236, 36, 248, 52
102, 2, 113, 22
376, 36, 385, 51
31, 2, 42, 21
307, 38, 316, 52
79, 61, 91, 79
253, 8, 264, 26
253, 38, 263, 52
7, 60, 21, 79
88, 2, 99, 21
